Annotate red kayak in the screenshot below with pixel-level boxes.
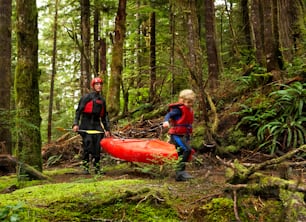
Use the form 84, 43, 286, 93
100, 137, 184, 164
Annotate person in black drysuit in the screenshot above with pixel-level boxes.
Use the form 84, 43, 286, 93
72, 77, 111, 174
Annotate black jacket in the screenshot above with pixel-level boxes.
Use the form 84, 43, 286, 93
73, 91, 110, 131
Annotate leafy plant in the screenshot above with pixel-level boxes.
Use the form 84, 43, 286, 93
235, 81, 306, 154
257, 82, 306, 153
0, 203, 25, 222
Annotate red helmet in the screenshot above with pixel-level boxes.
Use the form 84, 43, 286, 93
91, 77, 103, 88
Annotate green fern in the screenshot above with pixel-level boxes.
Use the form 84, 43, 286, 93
236, 81, 306, 154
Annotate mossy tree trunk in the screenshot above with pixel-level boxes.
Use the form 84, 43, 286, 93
0, 0, 12, 154
107, 0, 127, 117
15, 0, 42, 177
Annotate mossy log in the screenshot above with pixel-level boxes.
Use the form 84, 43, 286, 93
0, 154, 50, 180
226, 172, 306, 194
219, 145, 306, 184
220, 146, 306, 222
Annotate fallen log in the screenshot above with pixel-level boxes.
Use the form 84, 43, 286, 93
226, 172, 306, 194
0, 154, 50, 180
218, 145, 306, 184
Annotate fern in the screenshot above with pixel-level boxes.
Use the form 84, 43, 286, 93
236, 81, 306, 154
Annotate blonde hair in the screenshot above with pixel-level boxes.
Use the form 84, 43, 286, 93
179, 89, 196, 101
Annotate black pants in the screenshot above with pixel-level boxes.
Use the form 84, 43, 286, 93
170, 134, 192, 172
81, 133, 103, 169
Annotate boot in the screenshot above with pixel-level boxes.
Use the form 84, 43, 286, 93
181, 171, 193, 179
175, 171, 193, 181
175, 171, 186, 181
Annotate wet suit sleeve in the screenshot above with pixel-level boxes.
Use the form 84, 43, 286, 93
164, 107, 182, 122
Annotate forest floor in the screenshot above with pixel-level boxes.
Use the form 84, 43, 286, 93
1, 118, 305, 221
42, 148, 306, 221
45, 152, 228, 220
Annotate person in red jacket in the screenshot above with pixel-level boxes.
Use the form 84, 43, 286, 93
163, 89, 196, 181
73, 77, 111, 174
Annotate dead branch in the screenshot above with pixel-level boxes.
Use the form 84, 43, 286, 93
233, 190, 241, 222
247, 145, 306, 176
189, 191, 223, 205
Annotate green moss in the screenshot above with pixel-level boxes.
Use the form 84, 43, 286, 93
239, 197, 283, 221
195, 196, 285, 222
191, 125, 205, 149
279, 189, 306, 221
0, 175, 16, 191
43, 167, 79, 176
199, 197, 235, 221
0, 179, 180, 221
217, 129, 256, 154
217, 145, 240, 154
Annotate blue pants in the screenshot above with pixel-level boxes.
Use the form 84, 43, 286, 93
170, 135, 192, 171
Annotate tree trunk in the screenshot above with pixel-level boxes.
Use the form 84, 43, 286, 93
278, 0, 305, 61
204, 0, 220, 90
250, 0, 266, 67
169, 3, 175, 98
107, 0, 127, 117
240, 0, 253, 64
15, 0, 42, 177
224, 0, 240, 60
290, 0, 306, 56
80, 0, 91, 95
99, 38, 108, 94
263, 0, 281, 72
93, 0, 100, 75
47, 0, 59, 144
0, 0, 12, 154
149, 12, 156, 103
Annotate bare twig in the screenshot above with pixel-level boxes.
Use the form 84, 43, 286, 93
233, 190, 241, 222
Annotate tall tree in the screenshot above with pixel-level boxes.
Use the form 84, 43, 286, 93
47, 0, 59, 144
15, 0, 42, 175
93, 0, 100, 75
204, 0, 221, 90
169, 2, 175, 97
149, 11, 156, 103
107, 0, 127, 117
80, 0, 91, 95
176, 0, 215, 144
250, 0, 266, 66
0, 0, 12, 154
250, 0, 305, 77
262, 0, 281, 73
278, 0, 305, 62
239, 0, 252, 64
100, 38, 108, 93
